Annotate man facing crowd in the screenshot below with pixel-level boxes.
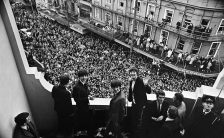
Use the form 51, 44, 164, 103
105, 80, 126, 138
72, 69, 93, 136
128, 67, 151, 138
186, 95, 217, 138
51, 74, 74, 137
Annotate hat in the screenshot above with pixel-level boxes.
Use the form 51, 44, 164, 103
14, 112, 29, 126
129, 66, 138, 73
59, 74, 70, 85
111, 80, 122, 88
77, 69, 88, 77
202, 95, 215, 104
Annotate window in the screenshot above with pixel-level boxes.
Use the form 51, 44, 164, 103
106, 0, 111, 4
71, 2, 74, 12
164, 9, 174, 24
144, 24, 152, 35
119, 0, 124, 7
117, 16, 123, 27
63, 0, 67, 10
191, 42, 202, 54
132, 0, 140, 13
131, 20, 139, 34
207, 42, 221, 57
159, 30, 169, 45
177, 38, 185, 51
105, 12, 111, 22
183, 18, 191, 28
217, 19, 224, 35
137, 1, 141, 12
146, 3, 155, 20
95, 8, 100, 18
201, 19, 210, 28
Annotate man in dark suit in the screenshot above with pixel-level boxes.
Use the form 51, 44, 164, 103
105, 80, 126, 138
13, 112, 40, 138
52, 74, 74, 137
128, 67, 151, 138
143, 91, 169, 138
158, 105, 182, 138
186, 95, 217, 138
72, 69, 93, 136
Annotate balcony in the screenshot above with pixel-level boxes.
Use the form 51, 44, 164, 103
79, 0, 92, 7
80, 22, 114, 40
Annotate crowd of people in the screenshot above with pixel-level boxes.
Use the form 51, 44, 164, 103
115, 26, 218, 73
11, 3, 224, 138
12, 4, 215, 98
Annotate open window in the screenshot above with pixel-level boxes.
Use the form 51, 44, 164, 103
119, 0, 124, 8
146, 3, 155, 20
207, 42, 221, 57
144, 24, 152, 36
159, 30, 169, 45
163, 8, 174, 24
183, 18, 191, 28
176, 37, 185, 51
132, 0, 141, 13
95, 8, 100, 19
216, 19, 224, 35
105, 12, 111, 22
117, 16, 123, 30
191, 42, 202, 54
201, 19, 210, 28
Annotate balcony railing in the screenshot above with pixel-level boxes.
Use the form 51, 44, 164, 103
80, 22, 114, 40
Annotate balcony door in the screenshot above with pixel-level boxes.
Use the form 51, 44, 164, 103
159, 30, 169, 45
207, 42, 221, 57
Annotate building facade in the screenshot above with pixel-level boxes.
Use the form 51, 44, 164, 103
90, 0, 224, 61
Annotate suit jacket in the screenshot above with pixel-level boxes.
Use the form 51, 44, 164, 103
13, 122, 39, 138
52, 85, 73, 117
187, 106, 217, 138
108, 92, 126, 125
128, 77, 151, 106
158, 119, 182, 138
143, 100, 169, 129
72, 81, 90, 110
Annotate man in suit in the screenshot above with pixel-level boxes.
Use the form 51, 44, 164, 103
128, 67, 151, 138
13, 112, 40, 138
105, 80, 126, 138
143, 91, 169, 138
186, 95, 217, 138
52, 74, 74, 137
72, 69, 93, 136
158, 106, 182, 138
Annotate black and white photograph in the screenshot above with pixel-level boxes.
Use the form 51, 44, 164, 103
0, 0, 224, 137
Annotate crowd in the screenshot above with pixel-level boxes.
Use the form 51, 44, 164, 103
12, 5, 215, 98
115, 24, 218, 73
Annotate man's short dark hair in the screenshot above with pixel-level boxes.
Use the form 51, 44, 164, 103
168, 106, 178, 119
14, 112, 29, 126
111, 80, 122, 88
59, 74, 70, 85
175, 93, 184, 102
78, 69, 88, 77
129, 66, 138, 73
156, 90, 165, 98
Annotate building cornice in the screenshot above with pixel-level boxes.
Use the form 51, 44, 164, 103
167, 0, 224, 11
